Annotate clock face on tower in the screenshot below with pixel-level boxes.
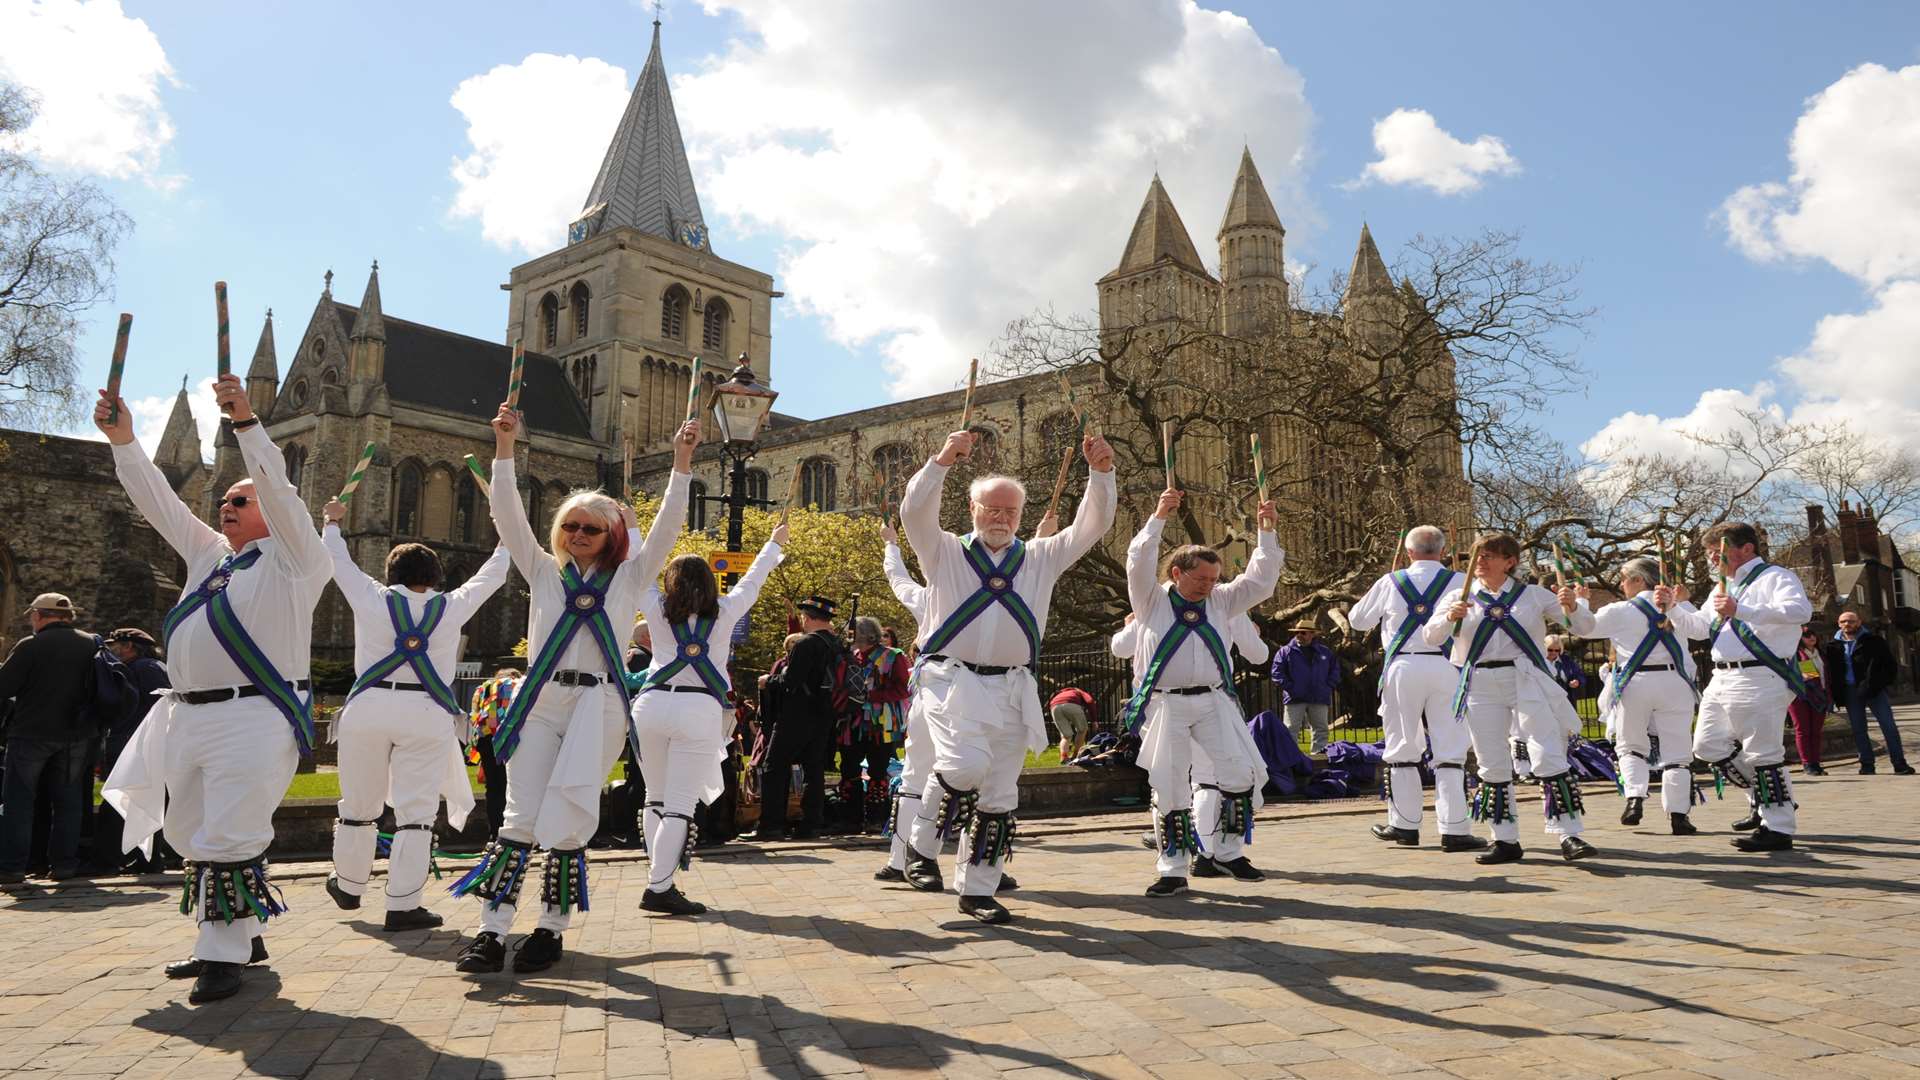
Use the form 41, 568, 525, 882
568, 218, 591, 245
678, 222, 708, 250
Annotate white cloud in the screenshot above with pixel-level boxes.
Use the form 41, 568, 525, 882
1718, 63, 1920, 285
77, 377, 220, 460
1581, 385, 1784, 464
447, 1, 1314, 399
0, 0, 179, 182
447, 53, 632, 253
1354, 107, 1518, 196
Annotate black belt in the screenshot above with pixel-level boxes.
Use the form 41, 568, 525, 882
660, 685, 718, 695
1402, 650, 1446, 657
371, 680, 426, 692
1638, 664, 1674, 672
176, 679, 312, 706
552, 670, 602, 687
924, 654, 1023, 677
1713, 659, 1769, 671
1477, 660, 1515, 669
1153, 685, 1220, 696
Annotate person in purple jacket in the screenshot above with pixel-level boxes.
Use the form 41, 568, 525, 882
1271, 623, 1339, 753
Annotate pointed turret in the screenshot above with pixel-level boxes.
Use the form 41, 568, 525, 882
349, 261, 387, 385
351, 261, 385, 342
1217, 147, 1283, 236
1218, 148, 1287, 335
1108, 175, 1210, 280
154, 376, 202, 477
246, 309, 278, 419
574, 18, 708, 249
1345, 223, 1394, 299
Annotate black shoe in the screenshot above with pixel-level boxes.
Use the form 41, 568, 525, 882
0, 871, 24, 886
325, 875, 361, 911
1222, 857, 1265, 883
1190, 855, 1228, 878
996, 873, 1018, 893
1896, 765, 1916, 776
510, 928, 564, 973
382, 907, 443, 932
1370, 824, 1419, 846
1670, 813, 1698, 836
1805, 764, 1826, 776
738, 828, 781, 842
1440, 833, 1489, 853
1144, 876, 1188, 897
165, 936, 268, 979
1732, 812, 1761, 832
49, 864, 82, 881
1475, 841, 1523, 865
1560, 836, 1598, 861
786, 828, 816, 841
454, 932, 505, 974
639, 886, 707, 916
1859, 765, 1877, 775
187, 961, 243, 1004
904, 856, 944, 893
958, 895, 1012, 923
1732, 826, 1793, 852
873, 865, 906, 883
1620, 797, 1644, 826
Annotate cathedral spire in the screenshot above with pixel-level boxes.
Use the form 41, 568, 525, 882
1217, 147, 1283, 237
247, 309, 277, 380
351, 260, 385, 342
1346, 223, 1393, 299
574, 19, 708, 250
155, 377, 201, 471
1109, 175, 1210, 280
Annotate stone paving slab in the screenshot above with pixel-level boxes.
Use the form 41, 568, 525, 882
4, 716, 1920, 1079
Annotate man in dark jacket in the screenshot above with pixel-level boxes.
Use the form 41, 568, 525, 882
745, 597, 841, 840
1825, 612, 1912, 775
1271, 624, 1339, 754
88, 628, 171, 873
0, 594, 101, 882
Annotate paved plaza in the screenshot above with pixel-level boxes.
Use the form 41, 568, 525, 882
4, 720, 1920, 1079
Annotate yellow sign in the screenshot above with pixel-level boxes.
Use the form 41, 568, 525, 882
708, 552, 752, 574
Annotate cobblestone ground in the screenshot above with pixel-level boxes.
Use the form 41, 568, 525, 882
4, 713, 1920, 1080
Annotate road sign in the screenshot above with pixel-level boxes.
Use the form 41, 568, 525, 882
709, 551, 752, 574
730, 612, 750, 644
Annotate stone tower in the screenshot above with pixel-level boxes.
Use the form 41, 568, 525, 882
348, 261, 387, 390
1217, 148, 1287, 337
153, 378, 202, 483
504, 17, 775, 455
1097, 174, 1220, 331
1342, 223, 1399, 352
246, 309, 278, 420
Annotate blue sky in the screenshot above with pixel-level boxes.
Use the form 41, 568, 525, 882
8, 1, 1920, 458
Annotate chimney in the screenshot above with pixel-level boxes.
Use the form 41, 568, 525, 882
1858, 505, 1882, 563
1805, 504, 1840, 613
1836, 501, 1863, 563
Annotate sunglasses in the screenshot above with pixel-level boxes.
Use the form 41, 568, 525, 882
559, 522, 607, 537
218, 496, 253, 509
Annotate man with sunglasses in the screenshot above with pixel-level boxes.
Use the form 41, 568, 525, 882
94, 373, 330, 1004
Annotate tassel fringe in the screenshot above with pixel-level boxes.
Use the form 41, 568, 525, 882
448, 837, 534, 910
1470, 780, 1515, 825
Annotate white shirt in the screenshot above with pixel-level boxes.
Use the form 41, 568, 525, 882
491, 459, 688, 676
1231, 614, 1270, 666
899, 457, 1115, 666
883, 541, 927, 642
1585, 595, 1703, 682
1124, 518, 1283, 690
323, 525, 511, 690
1423, 576, 1594, 665
635, 539, 782, 691
1668, 559, 1811, 663
1349, 560, 1458, 656
113, 424, 329, 691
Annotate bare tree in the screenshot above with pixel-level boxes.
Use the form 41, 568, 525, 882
0, 82, 133, 428
1794, 427, 1920, 541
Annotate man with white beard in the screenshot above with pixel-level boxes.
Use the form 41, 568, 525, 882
898, 428, 1115, 923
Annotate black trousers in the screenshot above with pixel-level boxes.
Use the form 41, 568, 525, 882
838, 735, 895, 826
476, 734, 507, 838
758, 721, 829, 833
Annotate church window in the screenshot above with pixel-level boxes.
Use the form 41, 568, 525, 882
570, 282, 591, 340
394, 460, 424, 536
455, 466, 481, 543
288, 379, 309, 409
526, 481, 543, 532
283, 444, 307, 490
661, 285, 690, 342
688, 480, 709, 531
423, 467, 455, 540
320, 367, 338, 386
744, 468, 769, 506
540, 292, 560, 350
871, 443, 915, 510
800, 458, 838, 511
702, 297, 730, 352
570, 354, 597, 402
313, 339, 325, 363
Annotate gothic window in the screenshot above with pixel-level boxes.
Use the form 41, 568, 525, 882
570, 282, 591, 340
871, 443, 915, 511
282, 444, 307, 489
570, 354, 597, 402
287, 379, 309, 410
800, 458, 838, 511
540, 292, 560, 350
661, 285, 690, 342
744, 468, 770, 506
423, 467, 455, 540
702, 297, 730, 352
688, 480, 709, 531
455, 467, 480, 543
394, 460, 424, 537
313, 339, 325, 364
320, 367, 338, 386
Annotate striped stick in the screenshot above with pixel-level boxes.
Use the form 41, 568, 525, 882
336, 441, 378, 503
1043, 436, 1076, 524
959, 358, 979, 430
782, 463, 802, 525
214, 282, 231, 378
462, 454, 494, 501
506, 338, 525, 408
685, 355, 703, 422
106, 313, 132, 425
1459, 536, 1484, 606
1390, 527, 1409, 572
1162, 420, 1175, 490
1250, 431, 1267, 505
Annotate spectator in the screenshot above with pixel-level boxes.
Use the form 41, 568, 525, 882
1824, 611, 1911, 775
465, 668, 521, 838
1271, 623, 1338, 754
0, 594, 100, 883
1545, 635, 1585, 701
1788, 627, 1829, 776
842, 616, 907, 832
1049, 686, 1096, 762
746, 601, 842, 842
88, 628, 171, 873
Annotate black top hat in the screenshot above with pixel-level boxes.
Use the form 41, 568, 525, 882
796, 595, 837, 619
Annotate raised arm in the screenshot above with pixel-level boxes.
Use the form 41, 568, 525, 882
1126, 512, 1168, 616
722, 524, 789, 614
881, 525, 925, 611
1214, 503, 1283, 617
1232, 616, 1271, 666
1038, 433, 1118, 567
899, 436, 964, 574
321, 514, 386, 615
488, 405, 547, 580
226, 390, 327, 579
97, 389, 225, 566
624, 420, 699, 586
446, 544, 513, 626
1110, 617, 1141, 658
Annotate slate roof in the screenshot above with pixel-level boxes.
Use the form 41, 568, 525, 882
578, 21, 707, 248
1217, 147, 1283, 236
1102, 175, 1213, 283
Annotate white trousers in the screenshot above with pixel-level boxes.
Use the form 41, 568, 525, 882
1611, 671, 1697, 816
164, 700, 300, 963
1142, 693, 1256, 877
631, 690, 726, 893
1693, 669, 1797, 834
331, 690, 457, 912
906, 667, 1027, 897
887, 691, 934, 872
1462, 667, 1582, 842
1379, 655, 1473, 835
478, 685, 625, 936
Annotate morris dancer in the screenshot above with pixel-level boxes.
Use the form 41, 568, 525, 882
95, 376, 327, 1004
451, 407, 693, 974
1668, 523, 1812, 852
1578, 557, 1703, 836
1425, 534, 1595, 864
321, 501, 510, 929
629, 525, 785, 915
898, 428, 1115, 923
1119, 489, 1280, 896
1348, 525, 1484, 852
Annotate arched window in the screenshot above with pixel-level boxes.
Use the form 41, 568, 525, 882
313, 339, 325, 364
540, 292, 560, 349
455, 466, 480, 543
320, 367, 338, 386
688, 480, 709, 531
287, 378, 309, 410
282, 444, 307, 489
800, 458, 838, 512
394, 460, 424, 536
871, 442, 915, 511
660, 285, 690, 342
570, 282, 591, 340
423, 467, 455, 540
570, 354, 597, 402
745, 468, 770, 506
966, 426, 999, 470
702, 297, 730, 352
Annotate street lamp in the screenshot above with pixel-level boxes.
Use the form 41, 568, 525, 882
701, 355, 778, 587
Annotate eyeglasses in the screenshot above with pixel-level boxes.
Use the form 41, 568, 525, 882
973, 504, 1022, 520
559, 522, 607, 537
218, 496, 252, 509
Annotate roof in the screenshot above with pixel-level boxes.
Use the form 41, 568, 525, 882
1217, 148, 1283, 236
577, 21, 708, 249
327, 302, 592, 439
1345, 223, 1394, 299
247, 311, 277, 380
1104, 175, 1213, 282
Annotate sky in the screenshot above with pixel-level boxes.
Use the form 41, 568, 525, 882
5, 0, 1920, 469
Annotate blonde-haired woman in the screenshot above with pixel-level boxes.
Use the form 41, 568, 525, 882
452, 404, 697, 975
630, 526, 786, 915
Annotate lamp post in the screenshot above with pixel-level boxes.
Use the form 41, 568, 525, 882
700, 355, 779, 587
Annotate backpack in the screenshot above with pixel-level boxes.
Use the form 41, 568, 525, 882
831, 644, 871, 720
81, 635, 137, 734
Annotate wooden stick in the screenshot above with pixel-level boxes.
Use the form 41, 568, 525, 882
1389, 528, 1408, 573
782, 464, 803, 525
214, 282, 231, 379
506, 338, 525, 408
959, 358, 979, 430
1043, 437, 1075, 523
1250, 431, 1268, 506
106, 313, 132, 425
1162, 420, 1175, 490
622, 436, 632, 504
462, 454, 493, 501
1553, 540, 1567, 589
337, 441, 378, 503
1459, 537, 1484, 605
685, 355, 704, 422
